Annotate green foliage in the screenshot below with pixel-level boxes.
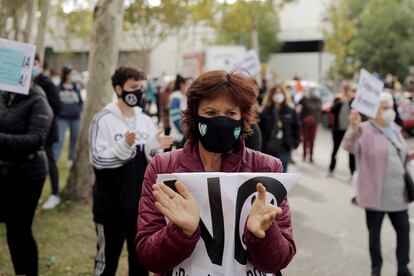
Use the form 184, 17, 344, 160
187, 0, 216, 23
213, 0, 282, 62
44, 0, 291, 62
257, 10, 282, 62
124, 0, 190, 52
324, 0, 414, 79
54, 0, 94, 38
323, 0, 359, 79
351, 0, 414, 78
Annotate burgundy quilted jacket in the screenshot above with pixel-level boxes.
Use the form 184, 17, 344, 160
136, 139, 296, 275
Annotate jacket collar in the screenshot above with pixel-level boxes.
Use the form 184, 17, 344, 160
179, 139, 246, 172
369, 120, 402, 134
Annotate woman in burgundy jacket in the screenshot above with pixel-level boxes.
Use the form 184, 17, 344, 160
136, 70, 296, 276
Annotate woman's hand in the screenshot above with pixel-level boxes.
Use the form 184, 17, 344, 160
349, 110, 361, 131
246, 183, 282, 239
153, 181, 200, 237
156, 130, 174, 149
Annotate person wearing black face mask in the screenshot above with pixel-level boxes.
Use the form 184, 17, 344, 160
89, 66, 174, 276
120, 87, 145, 107
259, 85, 301, 172
136, 70, 296, 276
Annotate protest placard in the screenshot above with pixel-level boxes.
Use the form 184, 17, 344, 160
351, 68, 384, 118
156, 172, 299, 276
0, 38, 36, 95
231, 49, 261, 77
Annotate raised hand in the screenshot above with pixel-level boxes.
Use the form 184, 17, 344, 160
153, 181, 200, 237
246, 183, 282, 239
156, 130, 174, 149
124, 131, 136, 147
349, 110, 361, 131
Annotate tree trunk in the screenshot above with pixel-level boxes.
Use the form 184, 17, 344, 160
250, 15, 261, 81
0, 0, 9, 38
35, 0, 50, 60
23, 0, 36, 43
62, 0, 125, 203
250, 21, 260, 56
12, 5, 22, 41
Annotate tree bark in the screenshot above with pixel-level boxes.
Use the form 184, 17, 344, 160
12, 5, 22, 41
23, 0, 36, 43
35, 0, 50, 60
250, 14, 261, 81
250, 17, 260, 56
62, 0, 125, 203
0, 0, 8, 37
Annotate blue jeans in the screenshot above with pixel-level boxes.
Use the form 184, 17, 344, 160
276, 152, 291, 173
53, 118, 80, 162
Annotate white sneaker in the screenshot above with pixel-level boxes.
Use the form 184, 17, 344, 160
42, 195, 61, 210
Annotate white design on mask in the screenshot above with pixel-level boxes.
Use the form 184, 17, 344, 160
199, 123, 207, 136
125, 94, 138, 106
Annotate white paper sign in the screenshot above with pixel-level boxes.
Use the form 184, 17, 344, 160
351, 68, 384, 118
0, 38, 36, 95
156, 172, 299, 276
231, 49, 261, 77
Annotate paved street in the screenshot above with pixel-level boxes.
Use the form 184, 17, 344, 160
283, 127, 414, 276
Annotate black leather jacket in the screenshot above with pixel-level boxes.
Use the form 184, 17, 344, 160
0, 86, 53, 177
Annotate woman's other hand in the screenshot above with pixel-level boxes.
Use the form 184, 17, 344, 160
153, 181, 200, 237
247, 183, 282, 239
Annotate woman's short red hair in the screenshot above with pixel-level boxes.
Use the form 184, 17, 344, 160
182, 70, 258, 141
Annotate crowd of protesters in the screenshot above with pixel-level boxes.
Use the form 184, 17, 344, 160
2, 54, 414, 276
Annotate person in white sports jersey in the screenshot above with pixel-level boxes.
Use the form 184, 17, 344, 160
89, 66, 173, 276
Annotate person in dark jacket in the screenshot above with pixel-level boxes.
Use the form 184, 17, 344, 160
245, 88, 262, 151
260, 84, 301, 172
0, 85, 53, 276
328, 81, 355, 177
136, 71, 296, 276
53, 66, 83, 167
33, 55, 62, 209
298, 89, 322, 163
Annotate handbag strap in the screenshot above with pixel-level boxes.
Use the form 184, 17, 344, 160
369, 121, 407, 165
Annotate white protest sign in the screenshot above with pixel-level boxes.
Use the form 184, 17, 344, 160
0, 38, 36, 95
231, 49, 261, 77
156, 172, 299, 276
351, 68, 384, 118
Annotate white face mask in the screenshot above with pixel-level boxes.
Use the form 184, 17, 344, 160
273, 93, 285, 104
382, 109, 396, 125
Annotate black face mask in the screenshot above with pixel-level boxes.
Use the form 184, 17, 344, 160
120, 89, 144, 107
196, 116, 242, 153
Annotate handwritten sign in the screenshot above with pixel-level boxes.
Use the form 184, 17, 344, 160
0, 38, 36, 95
156, 172, 299, 276
351, 68, 384, 118
231, 49, 261, 77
